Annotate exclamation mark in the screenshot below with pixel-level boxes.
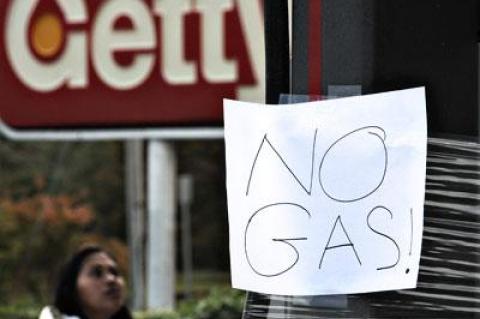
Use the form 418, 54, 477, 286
406, 208, 413, 274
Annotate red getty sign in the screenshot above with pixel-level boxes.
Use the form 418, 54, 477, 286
0, 0, 264, 129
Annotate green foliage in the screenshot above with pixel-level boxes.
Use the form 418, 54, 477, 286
135, 288, 245, 319
176, 141, 229, 271
177, 288, 245, 319
0, 140, 126, 238
0, 140, 128, 305
0, 288, 245, 319
135, 310, 180, 319
0, 305, 38, 319
0, 193, 128, 305
0, 138, 232, 310
132, 289, 246, 319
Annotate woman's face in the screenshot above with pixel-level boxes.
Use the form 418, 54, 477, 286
76, 252, 126, 319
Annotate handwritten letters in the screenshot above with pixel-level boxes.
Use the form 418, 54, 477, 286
224, 88, 427, 295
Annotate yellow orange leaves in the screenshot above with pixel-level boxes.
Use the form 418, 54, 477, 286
0, 194, 94, 226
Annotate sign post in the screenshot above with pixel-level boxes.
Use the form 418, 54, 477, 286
147, 140, 177, 310
125, 140, 146, 310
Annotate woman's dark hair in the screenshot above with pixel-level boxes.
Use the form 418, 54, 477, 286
54, 245, 132, 319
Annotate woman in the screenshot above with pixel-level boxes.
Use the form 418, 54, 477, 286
39, 246, 133, 319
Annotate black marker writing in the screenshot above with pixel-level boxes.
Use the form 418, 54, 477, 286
319, 215, 362, 269
319, 126, 388, 202
245, 203, 310, 277
367, 206, 400, 270
246, 130, 318, 196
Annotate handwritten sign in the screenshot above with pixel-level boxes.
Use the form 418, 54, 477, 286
223, 88, 427, 295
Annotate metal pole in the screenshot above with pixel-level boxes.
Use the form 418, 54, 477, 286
125, 140, 146, 310
147, 140, 176, 310
0, 119, 223, 141
179, 174, 194, 299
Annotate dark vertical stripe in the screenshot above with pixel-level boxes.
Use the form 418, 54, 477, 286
321, 0, 374, 94
264, 0, 290, 104
292, 0, 310, 95
308, 0, 322, 95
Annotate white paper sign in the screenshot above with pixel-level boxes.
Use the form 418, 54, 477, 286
224, 88, 427, 296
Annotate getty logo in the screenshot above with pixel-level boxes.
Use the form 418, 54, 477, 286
4, 0, 263, 94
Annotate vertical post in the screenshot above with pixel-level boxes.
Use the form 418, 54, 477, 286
264, 0, 290, 103
179, 174, 194, 299
147, 140, 176, 310
125, 140, 146, 310
291, 0, 310, 95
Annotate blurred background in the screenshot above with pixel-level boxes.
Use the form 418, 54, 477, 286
0, 0, 261, 316
0, 140, 238, 318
